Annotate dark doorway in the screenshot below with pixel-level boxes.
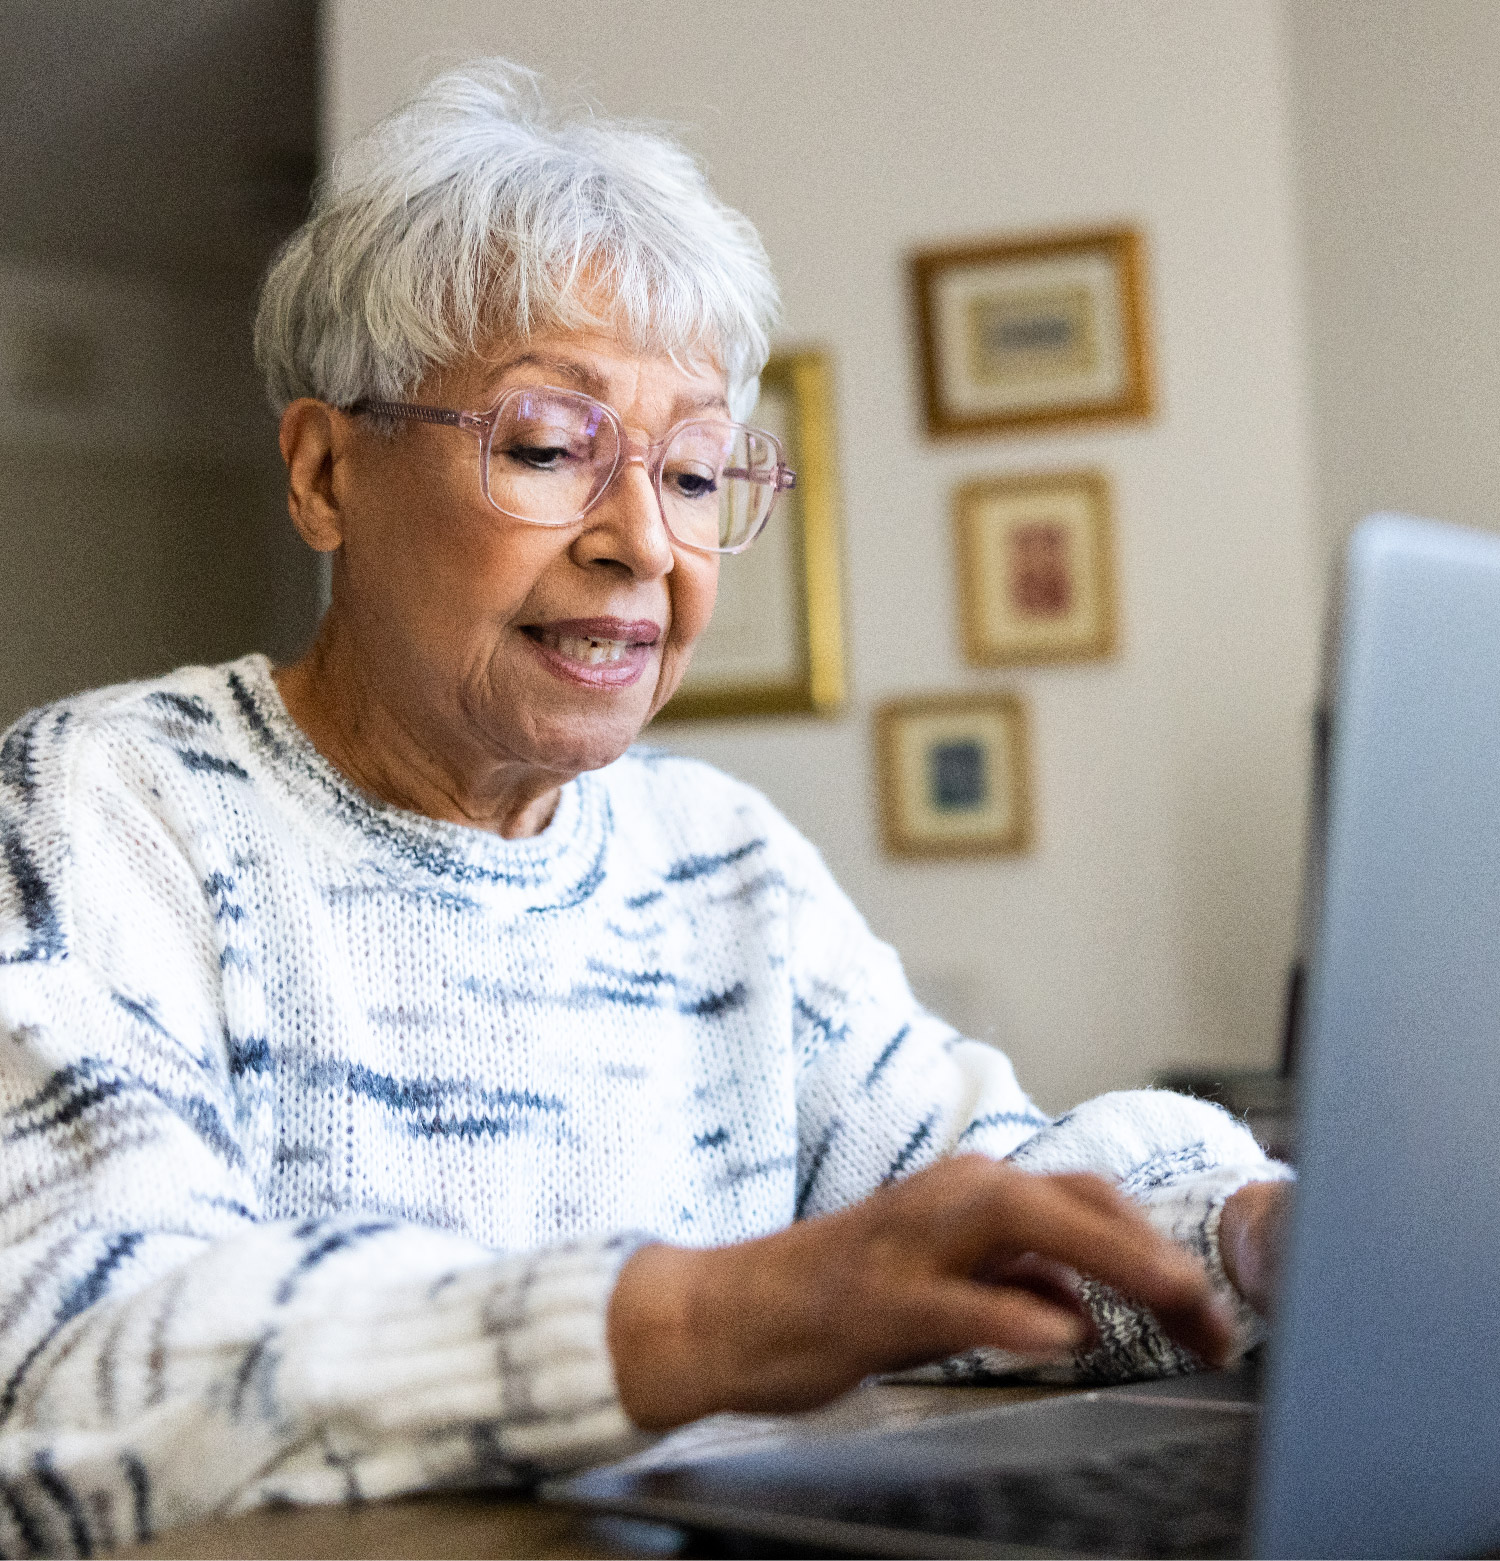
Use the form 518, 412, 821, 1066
0, 0, 322, 725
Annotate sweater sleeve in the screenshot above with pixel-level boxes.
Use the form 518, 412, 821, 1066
0, 712, 647, 1557
776, 812, 1290, 1382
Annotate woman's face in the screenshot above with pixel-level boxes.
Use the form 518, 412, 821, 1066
329, 325, 723, 782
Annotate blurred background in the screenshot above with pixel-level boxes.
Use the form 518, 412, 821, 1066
0, 0, 321, 712
1, 0, 1493, 1111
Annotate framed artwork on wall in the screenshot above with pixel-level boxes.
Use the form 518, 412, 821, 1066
658, 348, 846, 721
910, 226, 1152, 438
954, 468, 1118, 666
875, 692, 1033, 858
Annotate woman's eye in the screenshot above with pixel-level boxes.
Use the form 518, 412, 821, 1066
669, 469, 719, 500
504, 442, 574, 470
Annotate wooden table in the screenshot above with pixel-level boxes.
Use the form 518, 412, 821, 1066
120, 1382, 1069, 1559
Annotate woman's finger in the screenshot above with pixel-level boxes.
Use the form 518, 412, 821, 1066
977, 1251, 1087, 1311
1138, 1285, 1236, 1366
977, 1253, 1099, 1351
1041, 1170, 1135, 1214
972, 1167, 1204, 1300
933, 1279, 1093, 1360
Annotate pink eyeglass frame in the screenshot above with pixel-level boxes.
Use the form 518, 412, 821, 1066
350, 384, 796, 556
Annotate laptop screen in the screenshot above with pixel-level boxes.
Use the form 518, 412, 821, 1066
1254, 514, 1500, 1559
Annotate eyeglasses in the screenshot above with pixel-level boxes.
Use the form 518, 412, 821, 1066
350, 385, 796, 554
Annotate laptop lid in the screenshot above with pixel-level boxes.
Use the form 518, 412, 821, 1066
1254, 515, 1500, 1559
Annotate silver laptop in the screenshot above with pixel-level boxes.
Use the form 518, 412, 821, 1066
548, 515, 1500, 1558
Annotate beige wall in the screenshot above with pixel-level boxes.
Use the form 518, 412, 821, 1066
324, 0, 1321, 1110
1289, 0, 1500, 571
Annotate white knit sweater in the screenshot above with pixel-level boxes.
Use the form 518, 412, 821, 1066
0, 656, 1285, 1555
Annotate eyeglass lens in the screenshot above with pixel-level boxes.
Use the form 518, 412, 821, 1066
485, 388, 780, 551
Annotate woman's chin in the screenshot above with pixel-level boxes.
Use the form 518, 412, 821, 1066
503, 706, 657, 779
464, 659, 664, 776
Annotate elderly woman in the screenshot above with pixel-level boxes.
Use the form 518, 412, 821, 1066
0, 60, 1287, 1554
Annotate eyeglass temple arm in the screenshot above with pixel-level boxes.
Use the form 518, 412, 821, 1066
350, 400, 489, 432
724, 466, 797, 491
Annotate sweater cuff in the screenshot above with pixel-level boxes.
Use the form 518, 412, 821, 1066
234, 1232, 657, 1510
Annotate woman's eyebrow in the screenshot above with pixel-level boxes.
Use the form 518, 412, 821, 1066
486, 352, 610, 397
677, 392, 730, 416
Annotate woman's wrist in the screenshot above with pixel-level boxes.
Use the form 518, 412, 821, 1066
606, 1221, 858, 1431
607, 1242, 732, 1431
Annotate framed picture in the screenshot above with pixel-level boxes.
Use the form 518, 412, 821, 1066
658, 349, 846, 720
954, 469, 1118, 666
875, 693, 1033, 858
910, 226, 1152, 437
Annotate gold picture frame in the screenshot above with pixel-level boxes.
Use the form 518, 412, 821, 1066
658, 349, 846, 721
911, 226, 1153, 438
875, 692, 1034, 858
955, 469, 1118, 667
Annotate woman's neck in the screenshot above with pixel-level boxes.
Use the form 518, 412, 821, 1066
272, 622, 564, 840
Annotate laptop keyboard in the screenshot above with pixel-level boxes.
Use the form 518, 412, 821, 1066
682, 1415, 1256, 1558
878, 1419, 1256, 1558
559, 1388, 1261, 1559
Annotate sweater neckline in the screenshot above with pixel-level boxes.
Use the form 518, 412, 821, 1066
222, 655, 609, 905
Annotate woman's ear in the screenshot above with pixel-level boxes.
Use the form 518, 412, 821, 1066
279, 399, 349, 554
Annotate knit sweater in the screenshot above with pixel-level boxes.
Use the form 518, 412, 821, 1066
0, 655, 1285, 1555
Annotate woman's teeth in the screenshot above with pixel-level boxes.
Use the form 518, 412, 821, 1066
550, 634, 631, 665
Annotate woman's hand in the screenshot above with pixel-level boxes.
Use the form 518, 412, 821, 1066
1217, 1178, 1290, 1317
607, 1154, 1236, 1431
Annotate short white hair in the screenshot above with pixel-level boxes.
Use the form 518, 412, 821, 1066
254, 60, 780, 419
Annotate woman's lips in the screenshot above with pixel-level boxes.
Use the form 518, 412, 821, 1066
522, 618, 660, 689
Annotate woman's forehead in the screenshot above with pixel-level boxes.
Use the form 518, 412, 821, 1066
447, 327, 729, 414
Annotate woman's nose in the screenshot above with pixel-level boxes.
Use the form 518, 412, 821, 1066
576, 456, 674, 578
